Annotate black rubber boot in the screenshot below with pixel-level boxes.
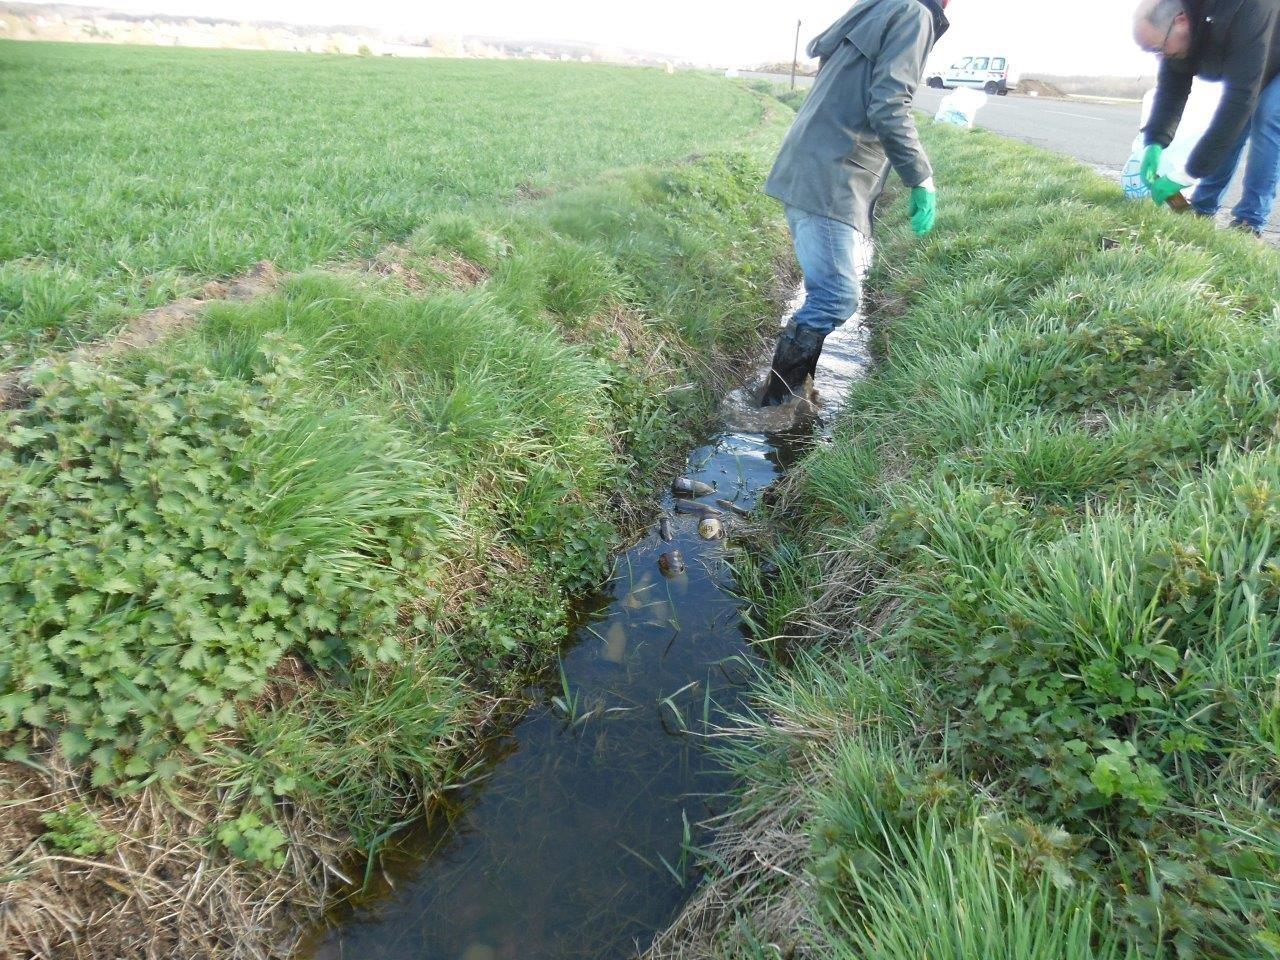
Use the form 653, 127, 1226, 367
803, 337, 823, 384
760, 325, 826, 407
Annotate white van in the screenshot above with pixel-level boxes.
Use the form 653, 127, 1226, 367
926, 55, 1019, 96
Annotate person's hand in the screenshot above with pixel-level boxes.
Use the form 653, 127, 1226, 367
909, 185, 937, 236
1140, 144, 1164, 188
1150, 175, 1188, 206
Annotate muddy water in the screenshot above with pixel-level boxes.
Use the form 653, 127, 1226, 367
304, 309, 870, 960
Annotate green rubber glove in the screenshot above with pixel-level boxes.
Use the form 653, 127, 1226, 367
909, 186, 937, 236
1140, 144, 1164, 188
1150, 174, 1188, 206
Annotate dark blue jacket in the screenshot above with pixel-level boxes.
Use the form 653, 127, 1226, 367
1145, 0, 1280, 178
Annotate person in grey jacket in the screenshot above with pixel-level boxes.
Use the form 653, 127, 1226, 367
760, 0, 950, 407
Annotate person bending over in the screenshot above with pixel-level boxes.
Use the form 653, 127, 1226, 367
1134, 0, 1280, 236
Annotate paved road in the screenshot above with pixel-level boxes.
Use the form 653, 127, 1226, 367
913, 87, 1140, 173
743, 75, 1275, 233
745, 73, 1141, 172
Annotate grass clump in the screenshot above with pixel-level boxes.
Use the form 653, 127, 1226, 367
39, 802, 119, 857
668, 122, 1280, 960
811, 739, 1137, 960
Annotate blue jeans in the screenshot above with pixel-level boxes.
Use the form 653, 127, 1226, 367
1191, 72, 1280, 230
786, 206, 872, 336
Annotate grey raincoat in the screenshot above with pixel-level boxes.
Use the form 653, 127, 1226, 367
764, 0, 947, 236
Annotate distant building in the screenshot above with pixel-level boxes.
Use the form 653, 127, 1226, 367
376, 42, 433, 59
1, 5, 686, 67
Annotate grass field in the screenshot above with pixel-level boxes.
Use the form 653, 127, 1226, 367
0, 41, 794, 959
0, 40, 768, 368
657, 123, 1280, 960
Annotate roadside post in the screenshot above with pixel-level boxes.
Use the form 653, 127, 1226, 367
791, 19, 801, 90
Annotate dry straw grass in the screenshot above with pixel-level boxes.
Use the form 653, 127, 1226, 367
1, 739, 340, 960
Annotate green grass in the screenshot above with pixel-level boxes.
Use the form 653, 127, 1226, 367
665, 650, 1135, 960
0, 40, 771, 368
2, 65, 798, 957
813, 743, 1137, 960
1, 46, 795, 957
3, 147, 790, 790
698, 122, 1280, 960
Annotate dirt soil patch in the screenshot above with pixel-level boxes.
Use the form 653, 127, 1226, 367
363, 245, 491, 293
1016, 77, 1068, 99
0, 261, 279, 410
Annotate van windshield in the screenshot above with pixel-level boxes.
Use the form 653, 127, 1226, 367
951, 57, 973, 70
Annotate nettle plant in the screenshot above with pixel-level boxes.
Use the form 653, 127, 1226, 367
1, 340, 443, 786
885, 457, 1280, 832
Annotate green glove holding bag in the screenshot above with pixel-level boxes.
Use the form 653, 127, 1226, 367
1140, 144, 1188, 207
1140, 144, 1164, 186
910, 185, 937, 236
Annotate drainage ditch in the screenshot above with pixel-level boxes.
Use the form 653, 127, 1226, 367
303, 299, 871, 960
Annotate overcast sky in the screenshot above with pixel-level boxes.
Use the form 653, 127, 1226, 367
55, 0, 1159, 75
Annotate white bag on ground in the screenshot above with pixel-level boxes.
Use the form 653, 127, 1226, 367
1121, 79, 1223, 201
934, 87, 988, 128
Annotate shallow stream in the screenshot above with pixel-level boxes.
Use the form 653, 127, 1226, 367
304, 304, 871, 960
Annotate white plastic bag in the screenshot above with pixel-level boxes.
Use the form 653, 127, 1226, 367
1122, 149, 1149, 200
934, 87, 988, 128
1121, 79, 1223, 201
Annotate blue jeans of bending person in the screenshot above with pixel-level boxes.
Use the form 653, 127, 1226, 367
1191, 72, 1280, 231
785, 206, 874, 336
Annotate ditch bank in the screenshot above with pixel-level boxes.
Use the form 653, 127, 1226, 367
648, 124, 1280, 960
0, 151, 797, 960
